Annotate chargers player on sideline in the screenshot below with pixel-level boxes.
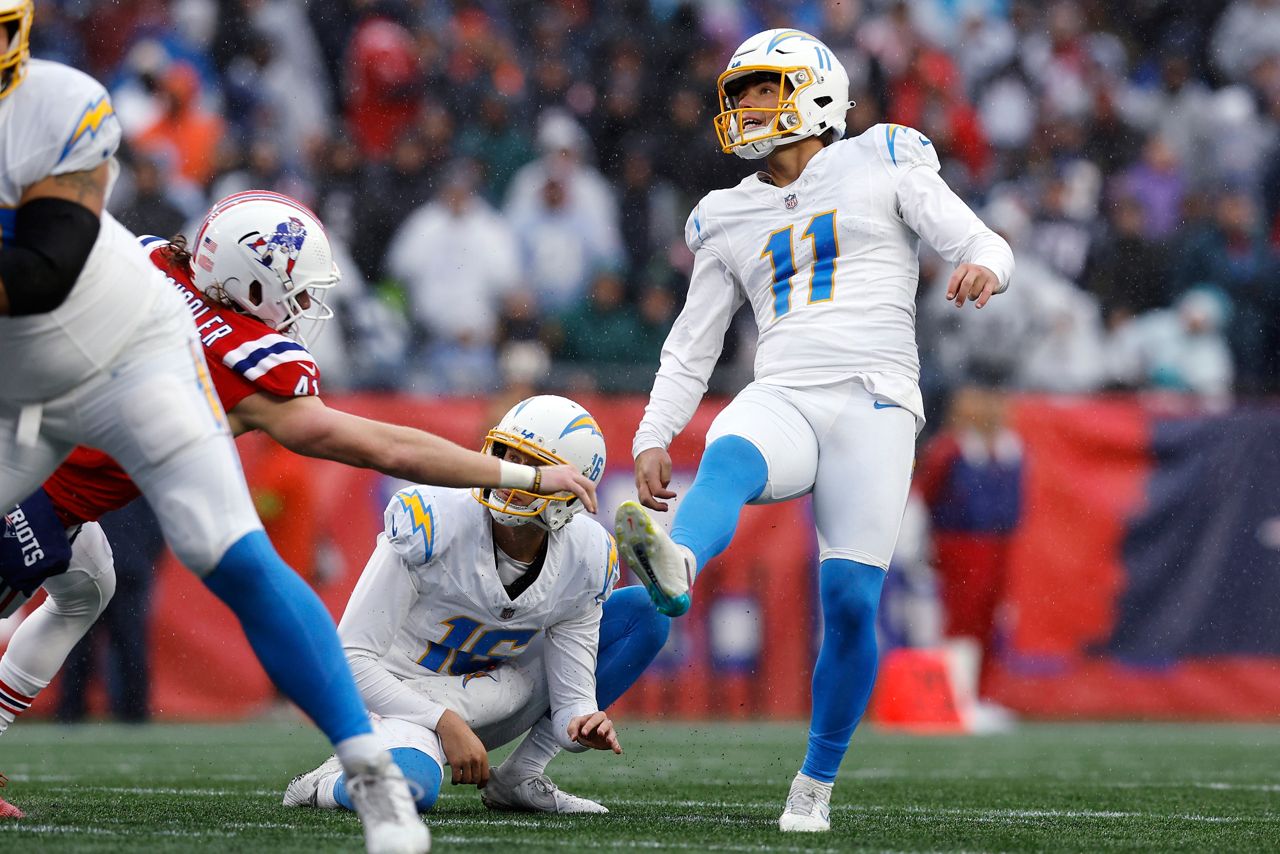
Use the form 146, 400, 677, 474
0, 3, 589, 844
283, 396, 669, 816
614, 29, 1014, 833
0, 193, 599, 818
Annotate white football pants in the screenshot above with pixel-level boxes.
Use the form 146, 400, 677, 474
705, 376, 917, 568
369, 638, 559, 768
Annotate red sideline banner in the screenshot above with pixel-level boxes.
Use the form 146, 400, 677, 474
984, 395, 1280, 720
8, 394, 1280, 722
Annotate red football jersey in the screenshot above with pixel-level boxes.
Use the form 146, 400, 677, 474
42, 237, 323, 526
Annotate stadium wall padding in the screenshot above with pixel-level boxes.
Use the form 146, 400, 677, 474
7, 394, 1280, 722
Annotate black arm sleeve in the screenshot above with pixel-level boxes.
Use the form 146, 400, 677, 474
0, 197, 101, 316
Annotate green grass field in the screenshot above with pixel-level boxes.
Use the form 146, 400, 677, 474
0, 720, 1277, 852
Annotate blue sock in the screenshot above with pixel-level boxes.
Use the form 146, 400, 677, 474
801, 558, 886, 783
595, 586, 670, 708
670, 435, 768, 573
203, 531, 371, 745
334, 747, 442, 813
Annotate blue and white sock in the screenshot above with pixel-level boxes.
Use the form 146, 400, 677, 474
801, 558, 885, 783
203, 531, 374, 753
669, 435, 768, 575
331, 747, 443, 813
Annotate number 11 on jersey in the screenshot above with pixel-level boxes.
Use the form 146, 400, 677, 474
761, 210, 839, 319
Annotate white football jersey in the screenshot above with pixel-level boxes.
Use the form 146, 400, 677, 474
633, 123, 1014, 453
0, 59, 161, 401
346, 485, 618, 711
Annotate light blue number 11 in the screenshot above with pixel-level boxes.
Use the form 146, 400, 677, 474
760, 210, 839, 319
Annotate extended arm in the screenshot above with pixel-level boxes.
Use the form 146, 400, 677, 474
632, 249, 744, 456
897, 166, 1015, 309
631, 250, 744, 509
230, 392, 596, 509
0, 163, 108, 316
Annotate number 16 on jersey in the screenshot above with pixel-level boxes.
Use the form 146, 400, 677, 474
761, 210, 839, 319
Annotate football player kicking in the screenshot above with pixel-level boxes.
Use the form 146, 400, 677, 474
614, 29, 1014, 833
0, 173, 594, 852
283, 395, 669, 815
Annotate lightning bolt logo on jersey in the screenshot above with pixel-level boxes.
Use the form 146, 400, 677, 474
0, 57, 165, 401
375, 486, 617, 681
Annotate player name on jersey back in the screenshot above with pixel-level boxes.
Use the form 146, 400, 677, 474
142, 237, 322, 409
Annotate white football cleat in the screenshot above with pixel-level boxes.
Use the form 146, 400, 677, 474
480, 763, 608, 814
345, 753, 432, 854
283, 754, 343, 808
614, 501, 693, 617
778, 772, 832, 832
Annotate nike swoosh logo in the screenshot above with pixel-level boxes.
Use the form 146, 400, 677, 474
921, 138, 933, 147
873, 400, 903, 410
301, 364, 317, 376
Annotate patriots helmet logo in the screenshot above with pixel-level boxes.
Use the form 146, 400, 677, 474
248, 217, 307, 279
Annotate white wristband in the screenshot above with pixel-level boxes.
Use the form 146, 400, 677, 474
498, 460, 537, 490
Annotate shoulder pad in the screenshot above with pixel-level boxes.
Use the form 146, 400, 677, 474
871, 123, 939, 173
684, 200, 710, 254
49, 67, 120, 174
384, 487, 441, 566
574, 521, 619, 605
597, 531, 620, 604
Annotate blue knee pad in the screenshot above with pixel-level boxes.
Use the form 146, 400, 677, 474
203, 531, 371, 744
595, 586, 669, 709
670, 435, 768, 573
334, 747, 443, 813
802, 558, 886, 783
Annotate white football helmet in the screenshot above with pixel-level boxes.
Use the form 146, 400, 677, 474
473, 395, 607, 533
714, 28, 852, 160
191, 191, 338, 346
0, 1, 32, 100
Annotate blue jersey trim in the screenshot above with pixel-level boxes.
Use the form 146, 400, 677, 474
229, 340, 306, 375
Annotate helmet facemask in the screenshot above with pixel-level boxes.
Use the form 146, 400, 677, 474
475, 433, 577, 533
714, 67, 815, 159
713, 29, 853, 161
471, 395, 607, 534
0, 1, 32, 100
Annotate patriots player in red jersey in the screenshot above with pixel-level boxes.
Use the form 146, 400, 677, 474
0, 191, 597, 834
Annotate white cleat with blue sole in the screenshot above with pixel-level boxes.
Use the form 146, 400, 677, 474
613, 501, 694, 617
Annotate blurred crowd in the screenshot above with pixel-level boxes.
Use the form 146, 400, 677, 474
33, 0, 1280, 410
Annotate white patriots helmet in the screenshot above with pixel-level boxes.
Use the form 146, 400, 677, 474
191, 190, 339, 347
714, 28, 852, 160
0, 0, 32, 100
473, 395, 607, 533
